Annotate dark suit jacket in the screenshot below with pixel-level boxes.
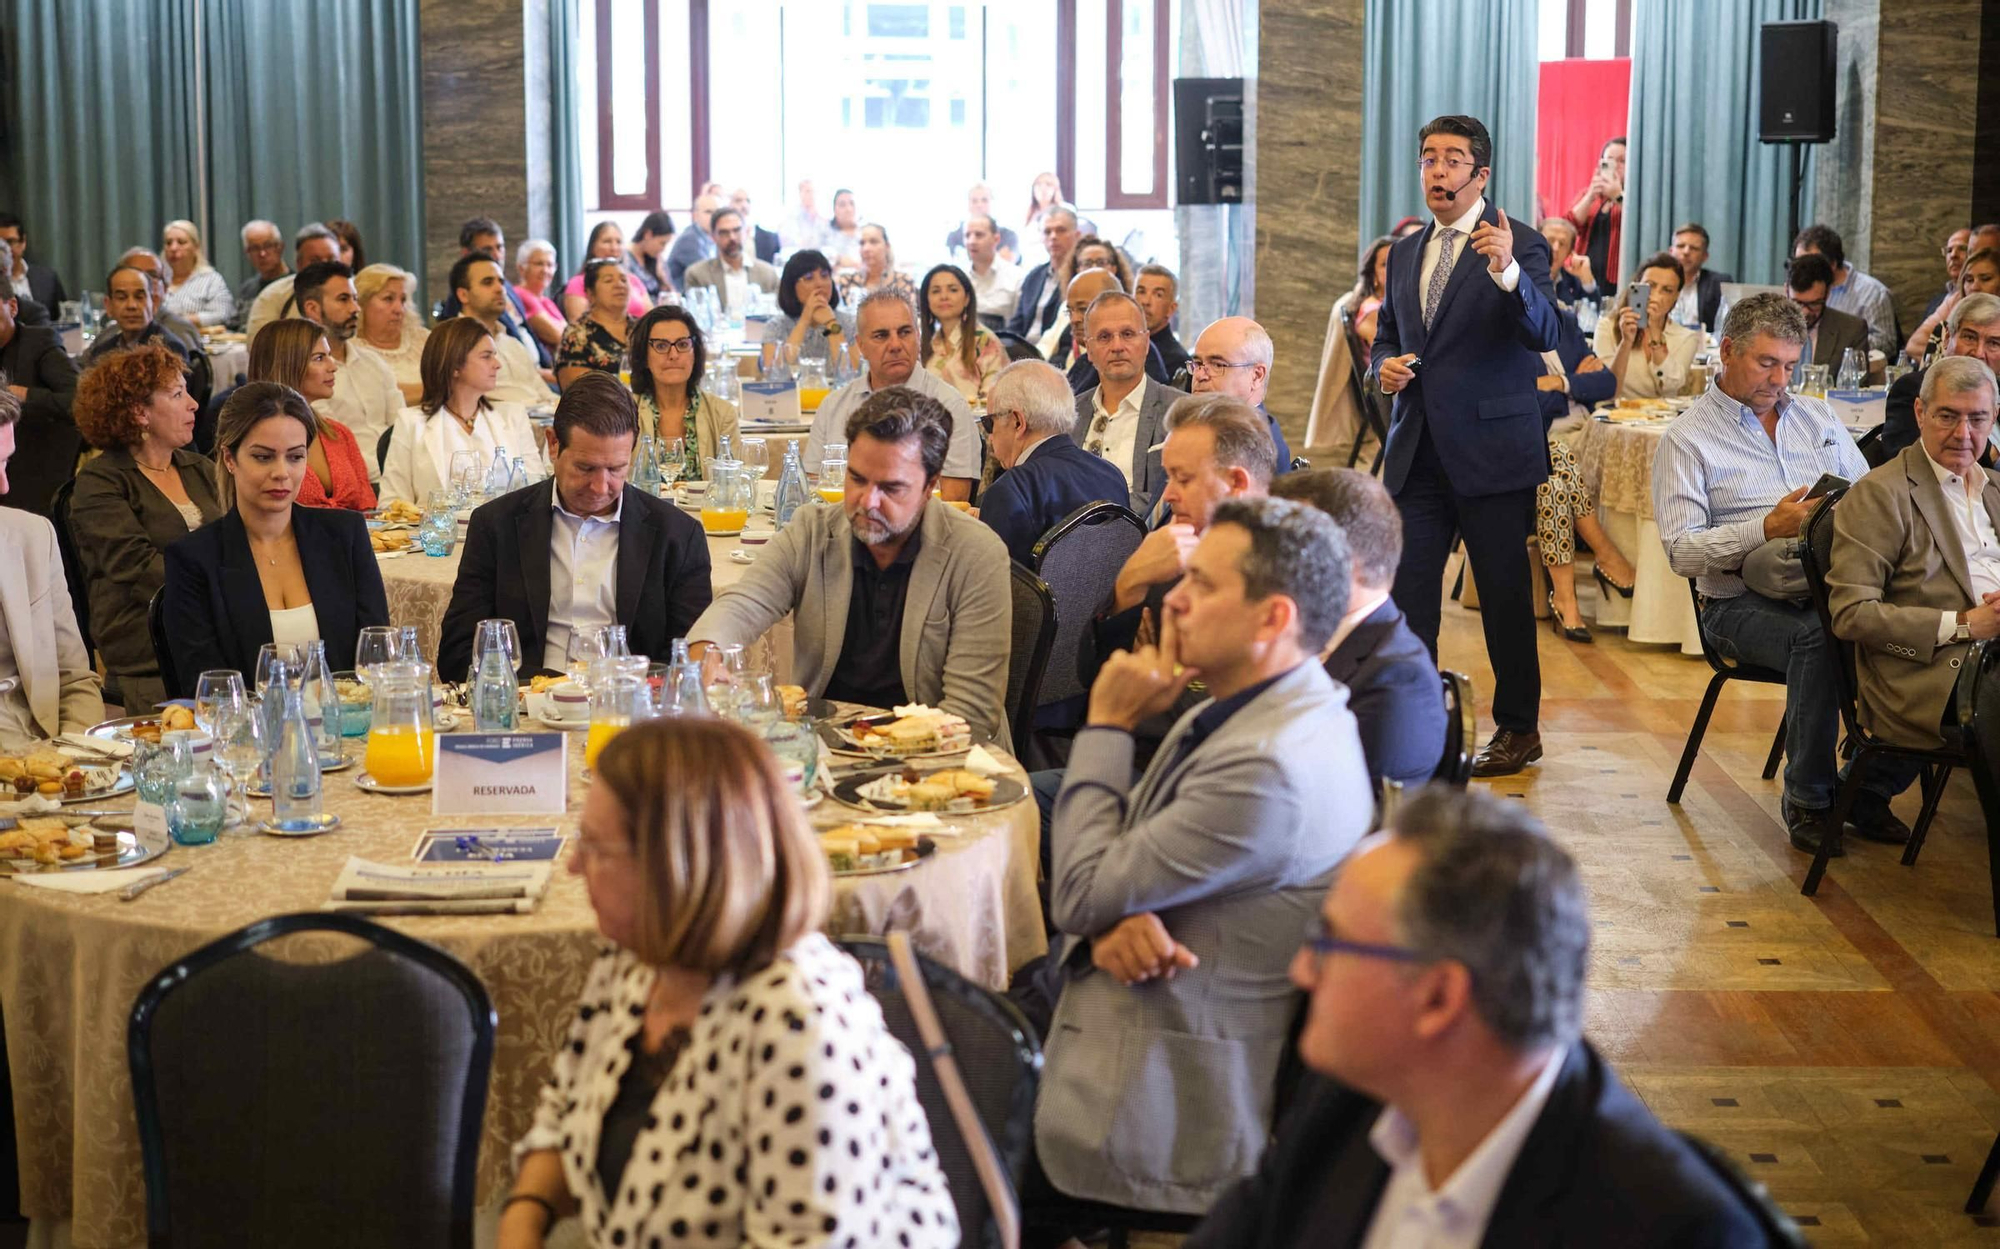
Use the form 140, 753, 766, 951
1883, 365, 1923, 459
1372, 203, 1564, 498
437, 479, 712, 680
1256, 402, 1295, 473
753, 225, 780, 266
70, 447, 226, 683
1552, 269, 1598, 312
1692, 268, 1732, 332
0, 324, 80, 516
1812, 306, 1872, 372
1323, 598, 1446, 789
1537, 308, 1616, 426
979, 433, 1131, 565
21, 264, 65, 313
1152, 325, 1191, 379
162, 507, 390, 697
1186, 1041, 1765, 1249
1005, 262, 1061, 337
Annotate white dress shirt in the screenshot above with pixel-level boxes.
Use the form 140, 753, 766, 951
1419, 196, 1520, 305
804, 365, 982, 480
1084, 381, 1144, 490
1925, 451, 2000, 644
722, 263, 750, 315
967, 260, 1023, 322
315, 343, 403, 482
1360, 1049, 1565, 1249
542, 491, 623, 672
0, 607, 43, 749
489, 328, 558, 409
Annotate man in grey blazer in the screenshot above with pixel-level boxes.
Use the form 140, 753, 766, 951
680, 207, 779, 314
1828, 355, 2000, 786
687, 386, 1012, 742
1073, 293, 1181, 517
1790, 253, 1875, 380
1031, 496, 1373, 1219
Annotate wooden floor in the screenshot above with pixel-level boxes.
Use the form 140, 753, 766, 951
1441, 571, 2000, 1245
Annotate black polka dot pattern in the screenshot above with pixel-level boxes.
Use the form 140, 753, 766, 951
510, 936, 959, 1246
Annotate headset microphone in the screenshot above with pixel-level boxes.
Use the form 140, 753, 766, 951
1438, 173, 1475, 203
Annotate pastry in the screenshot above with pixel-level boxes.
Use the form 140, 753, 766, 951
819, 832, 860, 872
904, 779, 957, 811
162, 706, 196, 731
777, 684, 808, 718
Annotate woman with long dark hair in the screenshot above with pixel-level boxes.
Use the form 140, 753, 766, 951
918, 263, 1004, 406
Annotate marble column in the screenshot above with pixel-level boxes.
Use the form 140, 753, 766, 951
1252, 0, 1365, 449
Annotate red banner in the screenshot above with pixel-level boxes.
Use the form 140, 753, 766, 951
1536, 58, 1631, 224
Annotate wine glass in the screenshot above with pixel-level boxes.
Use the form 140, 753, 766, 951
658, 436, 685, 495
738, 436, 770, 481
193, 670, 246, 738
355, 626, 400, 682
474, 619, 522, 677
701, 643, 746, 718
254, 643, 303, 698
211, 700, 266, 828
449, 449, 482, 504
567, 626, 611, 691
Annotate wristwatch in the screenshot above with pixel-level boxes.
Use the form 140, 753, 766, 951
1954, 615, 1973, 644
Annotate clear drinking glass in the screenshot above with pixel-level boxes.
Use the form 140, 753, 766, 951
193, 670, 246, 738
567, 626, 611, 690
167, 768, 228, 846
449, 450, 483, 505
211, 701, 265, 828
355, 626, 400, 684
474, 618, 523, 676
739, 674, 781, 726
658, 436, 686, 493
739, 436, 770, 480
701, 643, 747, 719
254, 643, 303, 698
761, 718, 819, 796
585, 674, 649, 771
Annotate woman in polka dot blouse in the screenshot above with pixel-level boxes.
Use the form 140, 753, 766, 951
500, 718, 959, 1248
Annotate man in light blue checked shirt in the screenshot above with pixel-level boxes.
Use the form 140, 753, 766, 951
1652, 292, 1913, 854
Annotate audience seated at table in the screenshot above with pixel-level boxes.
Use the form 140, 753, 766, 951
681, 208, 779, 315
554, 259, 637, 390
291, 260, 401, 476
1652, 293, 1905, 855
628, 306, 742, 478
821, 189, 865, 272
70, 340, 224, 709
1134, 263, 1191, 379
1828, 356, 2000, 755
979, 359, 1130, 564
692, 388, 1012, 741
1059, 271, 1171, 395
627, 210, 676, 299
1533, 290, 1631, 641
0, 388, 102, 742
352, 261, 429, 408
918, 262, 1006, 406
1795, 223, 1897, 358
767, 253, 856, 372
945, 181, 1020, 261
1185, 787, 1766, 1249
1025, 496, 1371, 1227
1885, 293, 2000, 460
159, 219, 235, 329
835, 223, 917, 306
115, 248, 205, 356
84, 263, 200, 368
162, 383, 390, 691
0, 269, 80, 517
1540, 216, 1600, 311
1670, 221, 1732, 332
1042, 235, 1137, 364
502, 716, 958, 1249
0, 212, 66, 313
1907, 245, 2000, 364
727, 187, 781, 265
435, 218, 557, 370
438, 372, 711, 680
1190, 316, 1295, 472
559, 222, 652, 324
804, 291, 981, 500
247, 319, 378, 511
1006, 205, 1080, 339
1591, 251, 1700, 400
958, 213, 1022, 331
0, 241, 50, 330
447, 252, 559, 407
244, 223, 342, 343
327, 218, 367, 270
1271, 468, 1446, 790
229, 220, 289, 332
665, 194, 720, 291
1788, 253, 1874, 382
380, 317, 543, 507
509, 239, 566, 355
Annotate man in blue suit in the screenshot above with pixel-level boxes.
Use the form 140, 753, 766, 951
1372, 114, 1564, 776
980, 358, 1131, 565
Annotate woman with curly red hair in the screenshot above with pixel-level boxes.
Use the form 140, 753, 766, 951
69, 341, 224, 708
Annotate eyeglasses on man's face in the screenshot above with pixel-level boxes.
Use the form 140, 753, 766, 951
1298, 913, 1430, 975
1188, 357, 1255, 377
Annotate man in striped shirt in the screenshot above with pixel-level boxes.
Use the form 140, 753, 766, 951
1652, 293, 1908, 854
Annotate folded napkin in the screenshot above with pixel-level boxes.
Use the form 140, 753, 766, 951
59, 732, 132, 759
961, 744, 1009, 777
13, 865, 168, 894
0, 794, 64, 819
324, 856, 552, 916
855, 812, 946, 830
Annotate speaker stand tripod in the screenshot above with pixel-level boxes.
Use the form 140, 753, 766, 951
1784, 142, 1817, 253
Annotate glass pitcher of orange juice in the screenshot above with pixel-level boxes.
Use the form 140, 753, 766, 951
363, 661, 437, 786
797, 357, 831, 413
585, 672, 649, 771
700, 454, 753, 535
817, 442, 847, 504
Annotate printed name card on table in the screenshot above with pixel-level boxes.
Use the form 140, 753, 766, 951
432, 733, 567, 815
741, 379, 801, 424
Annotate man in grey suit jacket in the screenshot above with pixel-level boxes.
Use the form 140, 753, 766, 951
687, 386, 1012, 742
680, 208, 779, 313
1032, 497, 1373, 1218
1790, 253, 1875, 380
1073, 354, 1179, 518
1828, 356, 2000, 767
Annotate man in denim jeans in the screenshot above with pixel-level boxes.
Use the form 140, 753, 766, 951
1652, 292, 1910, 854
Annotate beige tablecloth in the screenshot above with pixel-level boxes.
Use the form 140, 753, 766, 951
0, 734, 1041, 1247
1572, 419, 1702, 653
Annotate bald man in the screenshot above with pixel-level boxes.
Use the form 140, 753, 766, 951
1190, 316, 1293, 474
666, 193, 721, 289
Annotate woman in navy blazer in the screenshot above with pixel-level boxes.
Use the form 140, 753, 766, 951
164, 383, 389, 694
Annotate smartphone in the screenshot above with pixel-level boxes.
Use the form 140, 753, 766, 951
1628, 281, 1652, 333
1804, 472, 1850, 500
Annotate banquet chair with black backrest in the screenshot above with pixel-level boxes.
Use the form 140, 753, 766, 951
1028, 501, 1147, 743
992, 331, 1045, 365
1668, 579, 1788, 805
1340, 304, 1388, 475
1953, 639, 2000, 939
1856, 425, 1890, 469
1797, 489, 1966, 897
378, 426, 395, 473
147, 588, 181, 702
47, 479, 102, 673
837, 938, 1042, 1249
1436, 670, 1476, 787
1676, 1132, 1811, 1246
128, 911, 495, 1249
1005, 563, 1057, 761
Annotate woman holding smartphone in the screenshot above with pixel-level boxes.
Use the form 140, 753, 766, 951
1592, 251, 1700, 400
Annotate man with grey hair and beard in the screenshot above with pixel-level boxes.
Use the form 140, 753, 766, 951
1186, 787, 1764, 1247
688, 386, 1012, 741
979, 358, 1129, 564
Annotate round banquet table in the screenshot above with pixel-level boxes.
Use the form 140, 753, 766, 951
0, 731, 1043, 1248
1571, 417, 1703, 655
378, 526, 792, 679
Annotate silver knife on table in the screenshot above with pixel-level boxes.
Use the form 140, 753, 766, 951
119, 866, 190, 901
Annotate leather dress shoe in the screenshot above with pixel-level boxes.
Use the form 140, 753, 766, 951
1784, 796, 1846, 856
1471, 729, 1542, 777
1846, 792, 1913, 845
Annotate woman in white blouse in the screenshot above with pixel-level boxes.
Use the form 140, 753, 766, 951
160, 219, 235, 327
501, 718, 958, 1249
1592, 251, 1701, 401
380, 318, 542, 506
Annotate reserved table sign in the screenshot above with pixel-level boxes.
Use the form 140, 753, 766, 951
741, 378, 801, 424
432, 733, 567, 815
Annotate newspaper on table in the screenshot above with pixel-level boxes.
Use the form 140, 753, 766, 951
325, 855, 553, 915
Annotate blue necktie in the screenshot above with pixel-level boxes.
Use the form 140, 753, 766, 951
1424, 228, 1459, 329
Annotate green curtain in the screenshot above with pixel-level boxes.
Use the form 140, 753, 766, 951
1359, 0, 1540, 240
548, 0, 587, 277
1625, 0, 1820, 287
2, 0, 200, 303
203, 0, 426, 300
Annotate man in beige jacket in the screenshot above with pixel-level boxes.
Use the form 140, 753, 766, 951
0, 389, 103, 740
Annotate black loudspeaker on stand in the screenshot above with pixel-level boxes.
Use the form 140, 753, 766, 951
1174, 77, 1244, 206
1759, 19, 1837, 251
